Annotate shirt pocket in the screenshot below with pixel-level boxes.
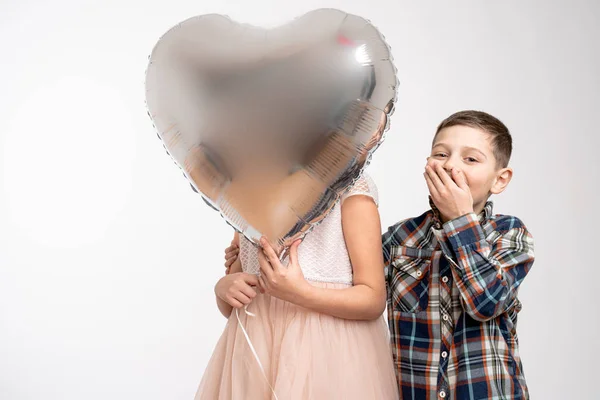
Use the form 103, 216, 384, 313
389, 246, 432, 313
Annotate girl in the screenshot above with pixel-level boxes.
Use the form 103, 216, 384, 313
195, 173, 399, 399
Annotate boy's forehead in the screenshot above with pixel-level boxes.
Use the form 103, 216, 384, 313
433, 125, 493, 151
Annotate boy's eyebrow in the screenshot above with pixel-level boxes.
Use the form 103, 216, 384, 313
463, 146, 488, 159
432, 143, 488, 159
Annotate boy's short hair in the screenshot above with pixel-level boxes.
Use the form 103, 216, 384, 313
434, 110, 512, 168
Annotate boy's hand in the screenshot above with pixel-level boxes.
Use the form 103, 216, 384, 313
424, 161, 473, 221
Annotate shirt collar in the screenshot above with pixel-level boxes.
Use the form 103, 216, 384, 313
429, 196, 494, 229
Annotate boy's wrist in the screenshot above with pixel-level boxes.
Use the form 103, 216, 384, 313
449, 204, 474, 220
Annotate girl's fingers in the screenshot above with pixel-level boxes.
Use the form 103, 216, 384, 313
288, 240, 302, 266
257, 250, 274, 279
240, 285, 257, 299
233, 292, 252, 305
260, 237, 282, 272
227, 298, 244, 309
258, 276, 267, 293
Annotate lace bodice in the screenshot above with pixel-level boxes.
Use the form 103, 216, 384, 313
239, 174, 378, 285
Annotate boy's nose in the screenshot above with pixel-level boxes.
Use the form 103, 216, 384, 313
442, 159, 455, 174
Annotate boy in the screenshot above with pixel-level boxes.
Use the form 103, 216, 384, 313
383, 110, 534, 399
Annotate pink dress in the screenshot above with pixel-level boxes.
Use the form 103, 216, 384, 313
195, 175, 399, 399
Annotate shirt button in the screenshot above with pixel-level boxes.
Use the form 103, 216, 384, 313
442, 276, 449, 283
442, 314, 449, 321
416, 270, 422, 277
439, 390, 447, 398
441, 351, 448, 358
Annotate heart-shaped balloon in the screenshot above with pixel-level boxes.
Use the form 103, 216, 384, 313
145, 9, 398, 249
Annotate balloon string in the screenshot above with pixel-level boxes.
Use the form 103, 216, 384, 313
236, 306, 279, 400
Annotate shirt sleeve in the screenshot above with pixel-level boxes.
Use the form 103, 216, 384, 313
441, 213, 535, 321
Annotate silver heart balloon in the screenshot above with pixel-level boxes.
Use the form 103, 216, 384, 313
145, 8, 398, 250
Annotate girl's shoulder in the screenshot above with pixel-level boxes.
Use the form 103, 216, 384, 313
341, 172, 378, 206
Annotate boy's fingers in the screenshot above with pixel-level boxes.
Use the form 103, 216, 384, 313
424, 171, 438, 197
435, 163, 455, 187
426, 165, 445, 192
453, 169, 469, 190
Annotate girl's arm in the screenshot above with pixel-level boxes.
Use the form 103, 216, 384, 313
215, 259, 240, 318
258, 194, 386, 321
215, 232, 259, 318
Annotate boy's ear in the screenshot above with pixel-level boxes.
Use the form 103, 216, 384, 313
491, 167, 513, 195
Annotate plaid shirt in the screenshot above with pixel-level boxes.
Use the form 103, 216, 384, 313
382, 200, 535, 400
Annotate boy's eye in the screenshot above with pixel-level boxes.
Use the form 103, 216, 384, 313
465, 157, 478, 163
433, 153, 447, 158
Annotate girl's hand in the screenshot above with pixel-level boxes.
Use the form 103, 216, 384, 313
257, 237, 310, 304
215, 272, 260, 309
224, 240, 239, 274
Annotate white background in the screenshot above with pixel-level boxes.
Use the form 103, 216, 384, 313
1, 0, 599, 399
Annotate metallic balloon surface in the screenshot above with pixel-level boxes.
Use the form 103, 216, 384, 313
145, 9, 398, 249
